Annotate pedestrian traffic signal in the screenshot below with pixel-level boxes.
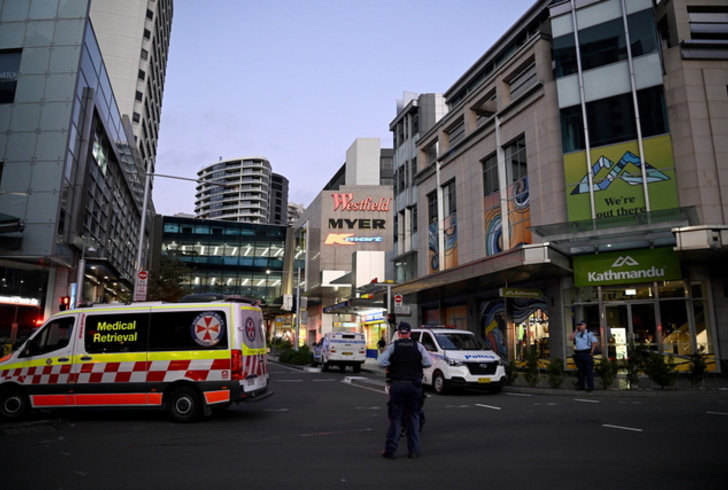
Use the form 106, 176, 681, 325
59, 296, 70, 311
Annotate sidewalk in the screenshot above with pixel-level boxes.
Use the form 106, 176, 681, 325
273, 356, 728, 397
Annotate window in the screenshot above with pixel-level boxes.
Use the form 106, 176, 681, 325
0, 49, 22, 104
509, 62, 537, 99
482, 153, 499, 196
427, 191, 438, 224
148, 311, 229, 351
447, 118, 465, 147
688, 8, 728, 40
443, 179, 456, 217
560, 86, 668, 152
504, 137, 527, 183
85, 313, 149, 353
20, 318, 74, 357
411, 204, 418, 233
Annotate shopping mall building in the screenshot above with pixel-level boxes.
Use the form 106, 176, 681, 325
388, 0, 728, 371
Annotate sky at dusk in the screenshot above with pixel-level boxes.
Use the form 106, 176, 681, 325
153, 0, 538, 216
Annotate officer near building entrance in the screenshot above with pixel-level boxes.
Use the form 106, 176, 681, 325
377, 322, 432, 459
568, 321, 598, 392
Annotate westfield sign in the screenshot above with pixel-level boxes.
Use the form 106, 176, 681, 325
332, 193, 392, 212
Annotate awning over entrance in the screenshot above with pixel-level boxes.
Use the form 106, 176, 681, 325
0, 213, 24, 234
392, 243, 572, 303
323, 298, 386, 315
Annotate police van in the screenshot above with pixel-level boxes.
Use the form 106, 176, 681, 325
407, 326, 506, 394
0, 296, 272, 422
311, 331, 366, 373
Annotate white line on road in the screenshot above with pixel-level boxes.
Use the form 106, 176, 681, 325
707, 411, 728, 416
277, 379, 304, 382
475, 404, 502, 411
312, 379, 337, 382
603, 424, 643, 432
574, 398, 600, 403
505, 392, 532, 397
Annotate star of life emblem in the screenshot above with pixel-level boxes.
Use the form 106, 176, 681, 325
191, 312, 225, 347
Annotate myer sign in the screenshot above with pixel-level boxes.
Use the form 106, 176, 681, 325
573, 247, 681, 287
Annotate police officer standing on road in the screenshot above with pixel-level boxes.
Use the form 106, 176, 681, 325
378, 322, 432, 459
568, 321, 598, 392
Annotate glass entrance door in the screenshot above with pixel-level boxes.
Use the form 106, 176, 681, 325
604, 302, 656, 359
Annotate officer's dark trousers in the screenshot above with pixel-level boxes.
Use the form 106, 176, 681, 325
385, 380, 422, 455
573, 351, 594, 390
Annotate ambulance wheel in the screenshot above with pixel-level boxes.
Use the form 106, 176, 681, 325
167, 386, 202, 423
432, 372, 448, 395
0, 388, 29, 420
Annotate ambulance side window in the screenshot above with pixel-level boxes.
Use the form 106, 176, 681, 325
85, 313, 149, 353
21, 317, 74, 357
148, 311, 229, 351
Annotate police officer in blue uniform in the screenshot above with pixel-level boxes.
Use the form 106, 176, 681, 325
378, 322, 432, 459
568, 321, 598, 392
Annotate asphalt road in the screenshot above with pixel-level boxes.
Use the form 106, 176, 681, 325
2, 362, 727, 490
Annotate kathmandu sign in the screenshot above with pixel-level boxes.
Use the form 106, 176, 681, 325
573, 247, 681, 287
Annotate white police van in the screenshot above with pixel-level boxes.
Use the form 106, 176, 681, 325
311, 331, 366, 373
0, 295, 272, 422
408, 326, 506, 394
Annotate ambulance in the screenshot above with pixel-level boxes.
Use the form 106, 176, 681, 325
0, 296, 272, 422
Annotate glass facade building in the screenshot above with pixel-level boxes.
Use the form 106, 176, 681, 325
156, 215, 288, 304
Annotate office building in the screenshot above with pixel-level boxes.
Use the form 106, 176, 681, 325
392, 0, 728, 371
0, 0, 173, 340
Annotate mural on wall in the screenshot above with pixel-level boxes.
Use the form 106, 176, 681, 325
564, 135, 679, 222
507, 177, 531, 249
484, 177, 531, 256
479, 299, 507, 358
428, 213, 458, 273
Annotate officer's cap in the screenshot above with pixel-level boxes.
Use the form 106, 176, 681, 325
397, 322, 411, 334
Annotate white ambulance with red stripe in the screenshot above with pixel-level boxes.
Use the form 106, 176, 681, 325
0, 296, 272, 422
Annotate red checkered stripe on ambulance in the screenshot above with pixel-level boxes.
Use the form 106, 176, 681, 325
0, 357, 233, 386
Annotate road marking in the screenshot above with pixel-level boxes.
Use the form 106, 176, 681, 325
277, 379, 303, 382
475, 404, 502, 411
603, 424, 643, 432
707, 411, 728, 416
505, 392, 532, 397
264, 408, 289, 412
574, 398, 600, 403
312, 379, 337, 382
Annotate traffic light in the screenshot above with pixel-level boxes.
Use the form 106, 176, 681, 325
59, 296, 70, 311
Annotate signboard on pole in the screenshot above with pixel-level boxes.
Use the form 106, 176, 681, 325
134, 270, 149, 302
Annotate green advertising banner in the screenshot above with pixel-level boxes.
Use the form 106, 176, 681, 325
573, 247, 681, 287
564, 135, 679, 222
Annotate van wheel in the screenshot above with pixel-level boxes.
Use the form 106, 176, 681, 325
0, 388, 29, 420
167, 387, 202, 423
432, 372, 448, 395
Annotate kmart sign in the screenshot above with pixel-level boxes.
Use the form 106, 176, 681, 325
573, 247, 681, 287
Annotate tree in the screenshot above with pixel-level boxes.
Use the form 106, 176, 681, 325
147, 252, 193, 302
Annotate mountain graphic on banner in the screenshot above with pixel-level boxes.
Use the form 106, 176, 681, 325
571, 151, 671, 195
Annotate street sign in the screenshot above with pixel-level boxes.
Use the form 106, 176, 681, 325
393, 294, 403, 305
134, 270, 149, 302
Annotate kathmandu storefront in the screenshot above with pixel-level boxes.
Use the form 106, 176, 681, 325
566, 247, 717, 369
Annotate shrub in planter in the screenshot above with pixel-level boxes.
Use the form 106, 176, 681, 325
523, 344, 540, 387
643, 351, 677, 389
279, 345, 312, 365
546, 357, 564, 389
595, 357, 619, 390
686, 346, 709, 389
504, 361, 519, 386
